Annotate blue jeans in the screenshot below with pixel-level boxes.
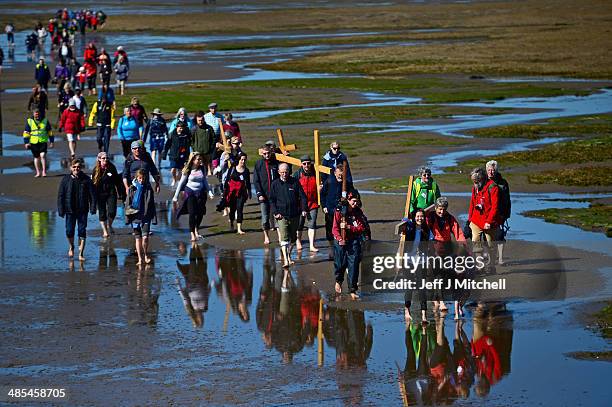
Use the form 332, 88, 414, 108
65, 212, 88, 238
333, 239, 362, 293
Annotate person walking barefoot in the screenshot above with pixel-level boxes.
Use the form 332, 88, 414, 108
173, 153, 211, 242
57, 158, 96, 261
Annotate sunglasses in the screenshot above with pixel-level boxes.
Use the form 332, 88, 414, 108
331, 146, 339, 150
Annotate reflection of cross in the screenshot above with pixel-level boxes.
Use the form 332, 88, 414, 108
395, 175, 414, 256
273, 129, 331, 205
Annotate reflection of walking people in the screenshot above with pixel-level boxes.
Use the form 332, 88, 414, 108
23, 109, 54, 177
57, 159, 96, 261
176, 243, 211, 328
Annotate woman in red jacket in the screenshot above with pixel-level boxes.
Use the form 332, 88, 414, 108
83, 42, 97, 61
59, 100, 85, 158
83, 59, 97, 96
332, 190, 368, 299
468, 168, 501, 254
293, 155, 319, 252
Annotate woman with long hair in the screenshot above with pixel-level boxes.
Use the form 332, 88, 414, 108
223, 152, 251, 234
173, 152, 211, 242
91, 152, 124, 238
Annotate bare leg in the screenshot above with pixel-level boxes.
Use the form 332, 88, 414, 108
143, 236, 152, 263
405, 306, 412, 323
100, 221, 109, 238
280, 245, 290, 267
497, 243, 505, 265
308, 228, 318, 251
263, 229, 270, 245
296, 231, 303, 251
78, 238, 86, 261
170, 168, 177, 186
68, 140, 76, 157
287, 244, 295, 265
67, 236, 74, 257
33, 157, 41, 177
135, 237, 144, 265
236, 222, 245, 235
108, 217, 115, 234
40, 152, 47, 176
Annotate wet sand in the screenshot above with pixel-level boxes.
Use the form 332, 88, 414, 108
1, 3, 611, 405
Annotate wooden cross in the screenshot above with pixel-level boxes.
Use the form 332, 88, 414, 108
218, 118, 230, 153
277, 129, 296, 154
273, 129, 331, 205
395, 175, 414, 256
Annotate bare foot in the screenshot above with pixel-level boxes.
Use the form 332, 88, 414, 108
196, 234, 204, 239
68, 249, 74, 258
102, 233, 110, 238
79, 255, 85, 261
237, 230, 245, 235
264, 239, 270, 245
288, 259, 295, 265
145, 256, 152, 264
296, 243, 303, 251
310, 246, 319, 252
350, 292, 360, 300
335, 282, 342, 294
136, 260, 143, 266
34, 173, 41, 178
42, 172, 47, 177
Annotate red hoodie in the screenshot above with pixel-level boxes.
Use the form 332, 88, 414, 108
60, 108, 85, 134
468, 179, 501, 229
295, 170, 319, 210
332, 206, 367, 243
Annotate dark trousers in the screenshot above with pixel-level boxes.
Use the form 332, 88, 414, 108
333, 239, 362, 293
187, 194, 206, 231
97, 193, 117, 222
96, 126, 111, 153
121, 140, 135, 158
229, 196, 246, 223
65, 212, 88, 238
325, 211, 334, 241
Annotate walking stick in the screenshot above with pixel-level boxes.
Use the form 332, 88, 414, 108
317, 298, 324, 367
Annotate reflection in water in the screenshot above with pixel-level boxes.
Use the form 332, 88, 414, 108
256, 248, 321, 363
399, 304, 513, 405
176, 243, 211, 328
324, 307, 373, 405
28, 211, 54, 249
215, 249, 253, 325
98, 241, 118, 271
126, 265, 161, 327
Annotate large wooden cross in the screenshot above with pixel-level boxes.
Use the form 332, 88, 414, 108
395, 175, 414, 256
218, 118, 230, 153
273, 129, 331, 205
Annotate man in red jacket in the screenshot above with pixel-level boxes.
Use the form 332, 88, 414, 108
59, 99, 85, 158
332, 190, 368, 299
468, 167, 501, 254
293, 155, 319, 252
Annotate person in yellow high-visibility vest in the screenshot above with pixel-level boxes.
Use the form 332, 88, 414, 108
23, 108, 54, 177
